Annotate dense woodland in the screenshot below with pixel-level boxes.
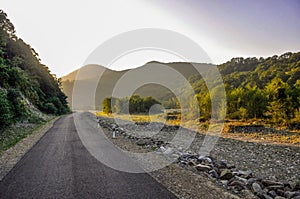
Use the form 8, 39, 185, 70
188, 52, 300, 125
0, 10, 69, 129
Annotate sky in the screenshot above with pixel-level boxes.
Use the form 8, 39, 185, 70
1, 0, 300, 77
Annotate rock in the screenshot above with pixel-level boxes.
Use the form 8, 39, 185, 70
179, 153, 197, 161
258, 193, 273, 199
155, 140, 164, 146
252, 182, 263, 194
232, 184, 244, 193
284, 191, 300, 198
293, 181, 300, 191
268, 190, 277, 198
262, 179, 284, 187
187, 161, 196, 166
229, 180, 245, 187
209, 169, 219, 178
262, 194, 273, 199
163, 148, 173, 155
159, 146, 166, 152
220, 180, 228, 188
274, 196, 286, 199
267, 185, 284, 190
233, 176, 248, 184
237, 170, 253, 179
198, 156, 213, 164
215, 160, 227, 169
276, 189, 285, 197
194, 164, 211, 172
283, 182, 292, 190
247, 178, 257, 186
171, 153, 179, 159
179, 161, 187, 165
220, 169, 234, 180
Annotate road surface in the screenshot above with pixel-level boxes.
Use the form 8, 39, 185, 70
0, 113, 176, 199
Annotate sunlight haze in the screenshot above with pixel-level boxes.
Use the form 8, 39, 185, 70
2, 0, 300, 77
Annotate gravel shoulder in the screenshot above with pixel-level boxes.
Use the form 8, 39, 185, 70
0, 116, 60, 180
96, 114, 300, 199
98, 116, 245, 199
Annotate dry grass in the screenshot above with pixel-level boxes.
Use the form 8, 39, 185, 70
96, 112, 300, 146
96, 112, 182, 126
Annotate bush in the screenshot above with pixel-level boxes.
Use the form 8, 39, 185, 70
0, 90, 13, 128
7, 88, 28, 120
44, 102, 57, 114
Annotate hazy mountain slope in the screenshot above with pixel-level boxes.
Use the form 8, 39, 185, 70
61, 62, 211, 109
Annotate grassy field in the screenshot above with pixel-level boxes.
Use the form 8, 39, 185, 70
96, 111, 300, 146
96, 112, 182, 126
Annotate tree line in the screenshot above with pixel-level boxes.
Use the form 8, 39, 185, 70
0, 10, 70, 129
190, 52, 300, 125
102, 95, 161, 114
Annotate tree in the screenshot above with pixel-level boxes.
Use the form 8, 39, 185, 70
265, 77, 292, 124
102, 97, 112, 114
0, 9, 70, 116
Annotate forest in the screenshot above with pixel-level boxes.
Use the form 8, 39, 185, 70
187, 52, 300, 126
0, 10, 70, 129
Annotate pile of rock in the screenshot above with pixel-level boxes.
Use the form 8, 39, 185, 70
228, 125, 266, 133
97, 118, 300, 199
178, 153, 300, 199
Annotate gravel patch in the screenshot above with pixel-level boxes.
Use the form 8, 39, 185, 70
96, 115, 244, 198
96, 114, 300, 199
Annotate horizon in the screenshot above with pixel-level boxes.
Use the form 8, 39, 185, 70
62, 51, 300, 77
2, 0, 300, 77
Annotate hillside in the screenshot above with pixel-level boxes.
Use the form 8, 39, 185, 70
61, 62, 212, 109
62, 52, 300, 125
0, 10, 69, 129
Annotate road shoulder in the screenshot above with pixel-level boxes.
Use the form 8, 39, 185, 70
0, 116, 60, 180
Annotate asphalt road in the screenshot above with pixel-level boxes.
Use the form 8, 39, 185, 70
0, 113, 177, 199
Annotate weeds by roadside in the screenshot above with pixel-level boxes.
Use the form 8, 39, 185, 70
0, 113, 55, 154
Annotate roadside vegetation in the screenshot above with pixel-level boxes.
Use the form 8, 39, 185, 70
0, 10, 70, 151
0, 114, 56, 153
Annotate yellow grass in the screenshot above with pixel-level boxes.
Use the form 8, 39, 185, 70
95, 112, 300, 146
96, 111, 181, 126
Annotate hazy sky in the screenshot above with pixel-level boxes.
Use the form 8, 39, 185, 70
2, 0, 300, 77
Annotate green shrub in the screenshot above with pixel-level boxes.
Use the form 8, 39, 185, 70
44, 102, 57, 114
0, 90, 13, 128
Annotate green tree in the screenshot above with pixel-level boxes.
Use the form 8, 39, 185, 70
102, 97, 112, 114
265, 77, 292, 124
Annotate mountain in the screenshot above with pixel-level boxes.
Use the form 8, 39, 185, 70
61, 52, 300, 125
61, 62, 212, 109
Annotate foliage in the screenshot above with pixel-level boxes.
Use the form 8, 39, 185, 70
0, 10, 70, 129
102, 97, 112, 114
189, 52, 300, 125
102, 95, 161, 114
0, 89, 13, 127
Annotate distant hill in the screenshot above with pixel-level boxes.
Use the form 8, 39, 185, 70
61, 62, 212, 109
